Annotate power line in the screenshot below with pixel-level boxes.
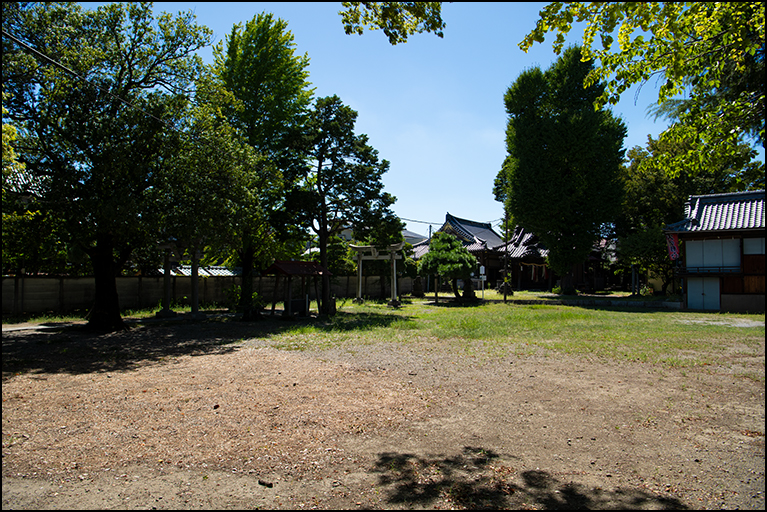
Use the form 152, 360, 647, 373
2, 29, 182, 133
402, 216, 504, 228
400, 217, 441, 225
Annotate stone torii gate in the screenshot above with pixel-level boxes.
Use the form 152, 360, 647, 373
349, 242, 405, 307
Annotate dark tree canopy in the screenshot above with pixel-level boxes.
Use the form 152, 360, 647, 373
2, 2, 211, 331
497, 46, 627, 279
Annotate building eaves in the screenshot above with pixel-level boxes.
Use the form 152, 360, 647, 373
665, 190, 765, 233
443, 213, 505, 248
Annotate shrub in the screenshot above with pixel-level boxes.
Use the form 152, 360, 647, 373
224, 284, 265, 311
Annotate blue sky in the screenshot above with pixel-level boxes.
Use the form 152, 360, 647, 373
90, 2, 760, 238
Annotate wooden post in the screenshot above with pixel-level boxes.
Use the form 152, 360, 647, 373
285, 275, 293, 316
504, 215, 509, 303
271, 274, 280, 316
388, 248, 400, 307
355, 252, 363, 303
190, 247, 202, 318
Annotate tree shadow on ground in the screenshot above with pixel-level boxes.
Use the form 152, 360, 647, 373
373, 447, 688, 510
1, 311, 412, 378
421, 298, 487, 308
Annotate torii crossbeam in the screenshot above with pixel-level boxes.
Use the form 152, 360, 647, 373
349, 242, 405, 306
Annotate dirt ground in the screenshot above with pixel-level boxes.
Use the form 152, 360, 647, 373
2, 312, 764, 510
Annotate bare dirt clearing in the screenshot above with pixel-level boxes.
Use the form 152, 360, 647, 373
2, 311, 764, 510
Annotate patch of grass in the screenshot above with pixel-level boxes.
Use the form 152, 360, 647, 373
3, 303, 226, 325
8, 297, 763, 372
272, 306, 419, 351
2, 310, 90, 325
267, 300, 763, 368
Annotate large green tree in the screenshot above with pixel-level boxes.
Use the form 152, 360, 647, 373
2, 2, 211, 331
497, 46, 626, 283
304, 95, 398, 314
212, 12, 314, 320
146, 76, 265, 307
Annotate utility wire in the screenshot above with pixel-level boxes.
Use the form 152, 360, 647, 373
2, 29, 183, 133
1, 28, 228, 155
400, 217, 441, 225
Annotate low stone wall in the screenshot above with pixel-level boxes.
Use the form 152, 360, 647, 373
2, 275, 414, 315
487, 298, 683, 309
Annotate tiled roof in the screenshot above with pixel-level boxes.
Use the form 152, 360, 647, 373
440, 213, 505, 253
403, 229, 427, 244
496, 226, 549, 259
164, 265, 238, 277
665, 190, 765, 233
204, 266, 239, 277
411, 239, 430, 259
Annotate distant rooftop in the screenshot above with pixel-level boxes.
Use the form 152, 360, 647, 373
403, 229, 427, 244
665, 190, 765, 233
161, 265, 238, 277
410, 213, 505, 259
440, 213, 504, 252
495, 226, 549, 259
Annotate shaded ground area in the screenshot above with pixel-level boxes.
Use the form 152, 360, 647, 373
2, 313, 764, 509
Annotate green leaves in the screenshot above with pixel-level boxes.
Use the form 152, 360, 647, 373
339, 1, 445, 45
418, 232, 477, 281
212, 11, 313, 157
499, 46, 626, 277
521, 2, 765, 147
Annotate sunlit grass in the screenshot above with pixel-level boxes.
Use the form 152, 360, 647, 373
271, 300, 764, 370
4, 296, 763, 373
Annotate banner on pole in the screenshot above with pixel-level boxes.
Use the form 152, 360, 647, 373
665, 233, 680, 261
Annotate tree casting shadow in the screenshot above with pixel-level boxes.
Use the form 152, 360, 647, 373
2, 310, 412, 378
372, 447, 688, 510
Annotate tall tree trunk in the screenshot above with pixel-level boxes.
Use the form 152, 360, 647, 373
86, 233, 126, 332
319, 226, 332, 315
239, 242, 258, 321
462, 275, 476, 300
560, 271, 576, 294
451, 277, 461, 298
